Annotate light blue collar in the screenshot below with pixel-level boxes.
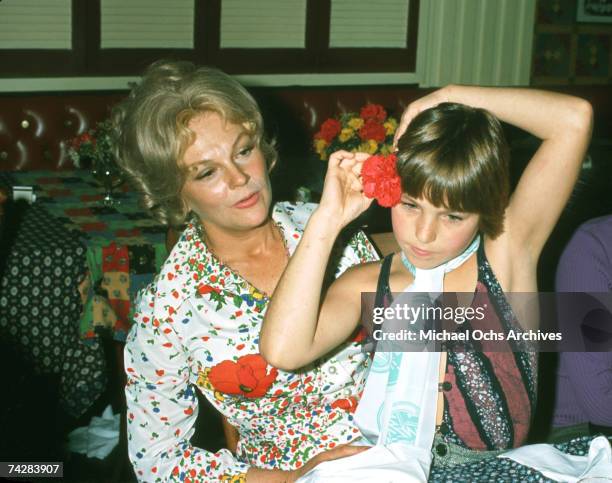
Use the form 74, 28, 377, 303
400, 235, 480, 277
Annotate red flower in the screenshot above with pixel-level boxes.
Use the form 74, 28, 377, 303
331, 396, 358, 413
362, 154, 402, 207
315, 118, 342, 143
208, 354, 278, 398
71, 132, 93, 150
360, 104, 387, 123
351, 327, 367, 343
197, 284, 219, 295
358, 119, 386, 143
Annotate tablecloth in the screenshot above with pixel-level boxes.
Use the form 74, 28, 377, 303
0, 170, 167, 416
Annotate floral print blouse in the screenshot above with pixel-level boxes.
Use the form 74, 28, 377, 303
125, 202, 379, 482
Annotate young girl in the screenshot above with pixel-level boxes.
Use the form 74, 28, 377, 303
260, 85, 594, 480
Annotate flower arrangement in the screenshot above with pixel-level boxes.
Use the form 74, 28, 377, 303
313, 103, 398, 161
67, 119, 116, 170
68, 119, 124, 205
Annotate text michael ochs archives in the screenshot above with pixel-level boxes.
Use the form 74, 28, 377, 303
370, 303, 562, 344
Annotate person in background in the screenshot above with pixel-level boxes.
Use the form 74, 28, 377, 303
114, 60, 379, 482
552, 215, 612, 439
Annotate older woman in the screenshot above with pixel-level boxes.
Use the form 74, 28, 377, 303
114, 61, 378, 482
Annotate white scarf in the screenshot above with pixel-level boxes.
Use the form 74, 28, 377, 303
354, 235, 480, 449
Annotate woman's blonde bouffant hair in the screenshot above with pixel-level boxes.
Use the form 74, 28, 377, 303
112, 60, 277, 227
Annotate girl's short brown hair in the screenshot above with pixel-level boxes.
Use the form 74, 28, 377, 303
112, 60, 277, 227
396, 102, 510, 238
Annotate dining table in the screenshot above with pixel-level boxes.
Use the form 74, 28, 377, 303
0, 170, 167, 417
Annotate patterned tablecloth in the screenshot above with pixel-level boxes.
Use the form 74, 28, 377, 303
0, 170, 167, 417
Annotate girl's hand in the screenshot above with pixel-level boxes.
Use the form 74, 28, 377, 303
316, 150, 373, 229
393, 86, 452, 148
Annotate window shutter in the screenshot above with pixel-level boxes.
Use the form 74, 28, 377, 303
0, 0, 71, 49
100, 0, 195, 49
329, 0, 410, 48
220, 0, 307, 48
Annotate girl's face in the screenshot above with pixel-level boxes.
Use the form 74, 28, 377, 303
180, 112, 272, 234
391, 194, 480, 269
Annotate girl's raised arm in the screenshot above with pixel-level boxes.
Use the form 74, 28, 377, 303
260, 151, 373, 370
395, 85, 593, 259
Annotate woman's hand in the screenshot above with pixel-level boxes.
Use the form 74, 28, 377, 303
286, 444, 370, 482
246, 445, 369, 482
316, 150, 373, 230
393, 86, 452, 148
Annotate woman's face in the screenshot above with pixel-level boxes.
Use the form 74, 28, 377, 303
180, 112, 272, 234
391, 194, 480, 269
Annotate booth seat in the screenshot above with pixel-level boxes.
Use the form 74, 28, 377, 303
0, 93, 126, 171
1, 85, 610, 173
0, 86, 432, 172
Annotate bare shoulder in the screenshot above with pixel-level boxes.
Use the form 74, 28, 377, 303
333, 260, 382, 294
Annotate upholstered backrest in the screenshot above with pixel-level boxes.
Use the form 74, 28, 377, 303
1, 85, 610, 173
0, 92, 126, 171
0, 87, 428, 172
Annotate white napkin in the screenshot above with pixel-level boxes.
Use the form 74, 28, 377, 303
500, 436, 612, 482
297, 443, 431, 483
67, 404, 120, 459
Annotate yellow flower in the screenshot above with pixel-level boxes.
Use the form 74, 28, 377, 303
314, 138, 328, 160
249, 285, 265, 301
220, 472, 247, 482
384, 118, 398, 136
348, 117, 364, 130
338, 128, 355, 143
380, 144, 392, 155
314, 138, 327, 152
197, 368, 214, 391
358, 140, 378, 154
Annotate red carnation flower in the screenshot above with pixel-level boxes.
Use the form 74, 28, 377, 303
208, 354, 278, 398
358, 119, 386, 143
315, 118, 342, 143
362, 154, 402, 208
360, 104, 387, 123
